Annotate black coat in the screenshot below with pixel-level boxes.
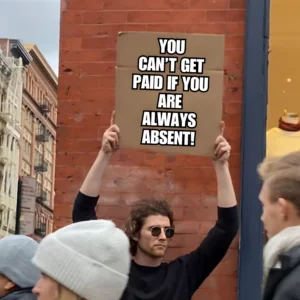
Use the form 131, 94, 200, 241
263, 245, 300, 300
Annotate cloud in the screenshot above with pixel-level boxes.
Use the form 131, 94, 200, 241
0, 0, 60, 75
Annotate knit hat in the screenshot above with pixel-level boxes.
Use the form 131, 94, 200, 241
0, 235, 41, 287
32, 220, 131, 300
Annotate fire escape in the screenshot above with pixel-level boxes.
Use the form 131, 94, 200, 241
34, 102, 51, 238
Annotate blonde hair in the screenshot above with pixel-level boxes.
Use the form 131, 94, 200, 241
257, 151, 300, 180
257, 151, 300, 212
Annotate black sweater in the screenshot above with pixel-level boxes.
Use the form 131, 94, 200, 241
73, 192, 239, 300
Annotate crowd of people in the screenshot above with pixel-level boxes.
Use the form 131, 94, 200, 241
0, 112, 299, 300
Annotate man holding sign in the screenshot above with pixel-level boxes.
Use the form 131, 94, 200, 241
72, 112, 239, 300
115, 32, 225, 157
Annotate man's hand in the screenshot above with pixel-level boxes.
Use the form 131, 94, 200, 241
100, 111, 120, 154
213, 121, 231, 164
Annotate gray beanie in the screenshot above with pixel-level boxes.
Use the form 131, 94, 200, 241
0, 235, 41, 287
32, 220, 131, 300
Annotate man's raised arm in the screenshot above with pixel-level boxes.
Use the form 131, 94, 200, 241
182, 122, 239, 295
72, 112, 120, 223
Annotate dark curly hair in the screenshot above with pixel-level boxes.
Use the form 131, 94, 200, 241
124, 198, 174, 256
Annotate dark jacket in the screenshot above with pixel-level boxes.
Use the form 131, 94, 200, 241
263, 245, 300, 300
0, 289, 36, 300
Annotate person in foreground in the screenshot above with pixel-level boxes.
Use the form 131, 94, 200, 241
258, 151, 300, 300
0, 235, 41, 300
31, 219, 131, 300
72, 112, 239, 300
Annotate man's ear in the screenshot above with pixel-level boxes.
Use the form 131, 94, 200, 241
132, 233, 139, 242
4, 280, 15, 291
131, 231, 141, 242
278, 198, 289, 220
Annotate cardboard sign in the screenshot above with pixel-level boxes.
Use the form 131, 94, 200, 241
115, 31, 225, 157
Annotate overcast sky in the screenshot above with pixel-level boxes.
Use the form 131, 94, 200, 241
0, 0, 60, 75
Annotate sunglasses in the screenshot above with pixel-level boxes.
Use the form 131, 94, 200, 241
150, 226, 175, 238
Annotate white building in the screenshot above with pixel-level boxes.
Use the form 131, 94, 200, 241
0, 39, 32, 237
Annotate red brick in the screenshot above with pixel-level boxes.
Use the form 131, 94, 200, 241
174, 221, 201, 233
54, 203, 74, 218
225, 102, 242, 115
54, 191, 76, 205
109, 149, 146, 166
225, 36, 244, 49
226, 75, 243, 89
224, 88, 243, 103
65, 0, 103, 10
224, 49, 244, 75
52, 217, 73, 231
187, 23, 227, 34
57, 84, 81, 101
201, 275, 237, 291
82, 11, 128, 24
55, 177, 82, 195
57, 113, 110, 128
101, 176, 166, 194
60, 38, 82, 50
104, 165, 165, 180
189, 0, 229, 9
59, 49, 116, 63
195, 287, 237, 300
96, 205, 132, 219
61, 10, 82, 24
230, 0, 245, 9
98, 191, 123, 205
57, 124, 100, 140
60, 62, 115, 77
81, 87, 115, 101
146, 24, 190, 33
82, 37, 116, 49
80, 76, 115, 89
167, 167, 216, 180
58, 74, 80, 91
128, 11, 206, 24
225, 22, 245, 35
166, 194, 204, 207
62, 24, 148, 39
103, 0, 189, 10
183, 205, 218, 221
56, 153, 99, 172
170, 234, 204, 248
206, 9, 245, 22
55, 165, 83, 179
58, 98, 114, 115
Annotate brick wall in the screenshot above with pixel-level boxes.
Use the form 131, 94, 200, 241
55, 0, 245, 299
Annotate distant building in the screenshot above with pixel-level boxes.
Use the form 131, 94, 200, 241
20, 44, 57, 241
0, 39, 31, 238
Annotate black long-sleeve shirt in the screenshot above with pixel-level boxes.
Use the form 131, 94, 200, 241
73, 192, 239, 300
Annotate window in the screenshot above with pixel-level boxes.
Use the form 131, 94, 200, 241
1, 92, 6, 112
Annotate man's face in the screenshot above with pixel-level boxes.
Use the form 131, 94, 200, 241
259, 182, 286, 239
32, 275, 60, 300
0, 275, 15, 297
136, 215, 173, 258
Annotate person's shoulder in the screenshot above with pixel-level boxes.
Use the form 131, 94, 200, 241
274, 263, 300, 299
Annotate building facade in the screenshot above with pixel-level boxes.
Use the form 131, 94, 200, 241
20, 44, 57, 241
0, 39, 31, 238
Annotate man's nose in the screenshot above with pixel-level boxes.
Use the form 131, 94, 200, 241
159, 229, 167, 240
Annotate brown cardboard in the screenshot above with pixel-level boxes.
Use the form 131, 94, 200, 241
115, 31, 225, 157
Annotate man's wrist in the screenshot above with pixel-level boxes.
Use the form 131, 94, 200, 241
98, 149, 113, 160
213, 160, 229, 170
